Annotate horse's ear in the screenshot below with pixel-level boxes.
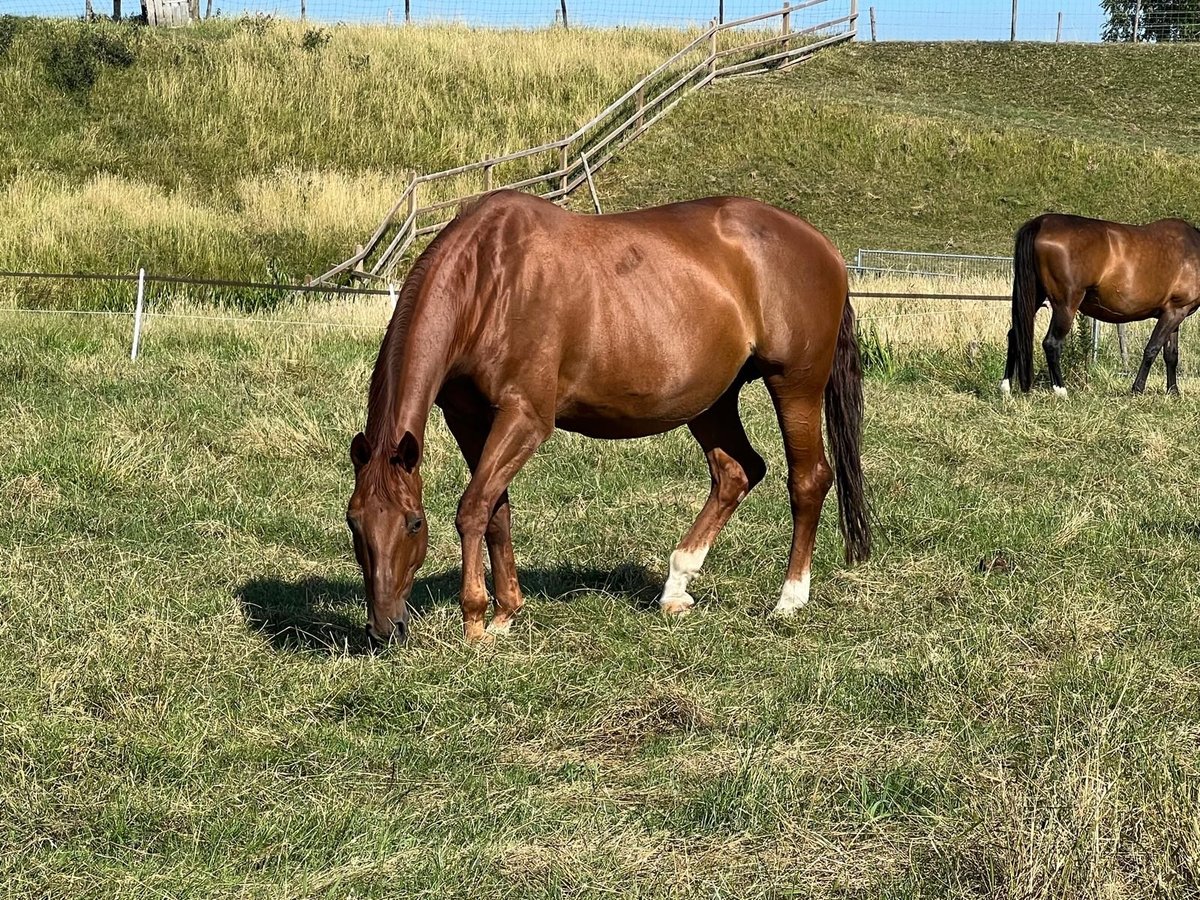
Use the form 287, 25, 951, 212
350, 432, 372, 470
393, 431, 421, 473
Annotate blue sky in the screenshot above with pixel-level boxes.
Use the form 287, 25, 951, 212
1, 0, 1111, 42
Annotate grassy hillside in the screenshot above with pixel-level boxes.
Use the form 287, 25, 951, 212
3, 305, 1199, 898
3, 32, 1199, 297
0, 17, 693, 280
594, 42, 1200, 256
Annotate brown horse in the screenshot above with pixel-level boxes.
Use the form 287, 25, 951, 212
1002, 213, 1200, 397
346, 190, 871, 644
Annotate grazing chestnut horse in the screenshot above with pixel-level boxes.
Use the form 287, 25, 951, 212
346, 190, 870, 644
1002, 213, 1200, 397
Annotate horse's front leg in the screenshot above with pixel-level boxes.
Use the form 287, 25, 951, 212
443, 409, 526, 636
454, 398, 550, 642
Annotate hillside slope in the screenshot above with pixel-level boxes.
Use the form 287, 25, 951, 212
593, 42, 1200, 255
2, 30, 1198, 290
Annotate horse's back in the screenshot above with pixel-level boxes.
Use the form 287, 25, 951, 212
1026, 213, 1200, 313
455, 192, 848, 434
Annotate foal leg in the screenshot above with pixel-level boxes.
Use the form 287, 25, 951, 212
659, 386, 766, 616
764, 377, 833, 617
443, 410, 526, 637
1043, 303, 1078, 398
455, 399, 551, 642
1132, 310, 1186, 394
1164, 326, 1181, 395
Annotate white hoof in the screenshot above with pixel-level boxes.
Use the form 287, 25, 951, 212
770, 575, 810, 618
1052, 385, 1068, 399
999, 378, 1012, 397
660, 593, 696, 617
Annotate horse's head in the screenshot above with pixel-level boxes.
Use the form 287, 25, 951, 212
346, 430, 427, 645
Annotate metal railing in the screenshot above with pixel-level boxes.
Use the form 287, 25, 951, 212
311, 0, 857, 286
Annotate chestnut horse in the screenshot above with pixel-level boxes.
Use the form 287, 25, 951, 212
1002, 213, 1200, 397
347, 191, 870, 644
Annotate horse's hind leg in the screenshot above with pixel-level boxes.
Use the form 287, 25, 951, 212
764, 375, 833, 616
1164, 325, 1181, 394
1043, 300, 1078, 398
1133, 309, 1187, 394
659, 384, 766, 616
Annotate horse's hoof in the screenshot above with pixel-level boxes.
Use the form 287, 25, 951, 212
999, 379, 1013, 398
463, 621, 488, 644
485, 618, 515, 638
659, 594, 696, 617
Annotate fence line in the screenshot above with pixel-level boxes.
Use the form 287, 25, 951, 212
311, 0, 857, 286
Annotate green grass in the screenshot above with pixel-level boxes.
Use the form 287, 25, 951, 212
4, 32, 1200, 292
0, 17, 695, 280
3, 308, 1199, 897
591, 41, 1200, 255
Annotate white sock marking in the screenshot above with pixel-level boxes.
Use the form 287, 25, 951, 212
1053, 385, 1068, 398
771, 571, 811, 617
999, 378, 1012, 397
659, 546, 708, 611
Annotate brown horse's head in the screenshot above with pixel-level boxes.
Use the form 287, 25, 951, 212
346, 430, 427, 645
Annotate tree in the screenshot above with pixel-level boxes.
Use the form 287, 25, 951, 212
1102, 0, 1200, 42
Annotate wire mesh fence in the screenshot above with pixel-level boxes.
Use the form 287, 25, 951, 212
7, 0, 1200, 42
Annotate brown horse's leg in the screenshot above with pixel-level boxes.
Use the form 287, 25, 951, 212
1133, 310, 1186, 394
443, 410, 526, 636
1164, 326, 1181, 394
1043, 303, 1078, 398
764, 377, 833, 616
659, 386, 766, 616
454, 400, 550, 642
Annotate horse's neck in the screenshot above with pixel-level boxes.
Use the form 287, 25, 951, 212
371, 288, 460, 448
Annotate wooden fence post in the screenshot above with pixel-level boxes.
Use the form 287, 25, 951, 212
635, 86, 645, 129
299, 0, 305, 21
870, 5, 877, 40
850, 0, 858, 37
1133, 0, 1142, 41
560, 0, 568, 29
1010, 0, 1018, 40
718, 0, 724, 24
709, 19, 718, 75
559, 144, 569, 194
782, 1, 791, 49
113, 0, 121, 18
405, 0, 411, 23
483, 164, 493, 193
1056, 11, 1062, 42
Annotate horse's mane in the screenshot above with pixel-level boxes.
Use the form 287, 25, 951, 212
363, 196, 487, 453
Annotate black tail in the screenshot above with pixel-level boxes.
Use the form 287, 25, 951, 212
1012, 217, 1043, 392
824, 298, 871, 565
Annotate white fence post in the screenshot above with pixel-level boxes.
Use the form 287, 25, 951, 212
388, 283, 398, 312
130, 268, 146, 361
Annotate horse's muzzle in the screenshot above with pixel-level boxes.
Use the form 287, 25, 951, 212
365, 617, 409, 649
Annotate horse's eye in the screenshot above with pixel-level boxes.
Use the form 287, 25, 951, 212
346, 515, 359, 534
408, 516, 424, 534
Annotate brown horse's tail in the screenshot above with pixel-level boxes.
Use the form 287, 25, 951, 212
1012, 217, 1043, 392
825, 297, 872, 565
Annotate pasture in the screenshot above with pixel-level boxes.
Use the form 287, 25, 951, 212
3, 302, 1198, 897
5, 18, 1200, 899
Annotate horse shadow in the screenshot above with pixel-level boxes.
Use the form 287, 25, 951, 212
236, 561, 662, 655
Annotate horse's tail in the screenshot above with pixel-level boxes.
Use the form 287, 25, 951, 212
825, 297, 872, 565
1012, 217, 1043, 393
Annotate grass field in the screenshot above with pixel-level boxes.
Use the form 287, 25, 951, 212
3, 303, 1199, 897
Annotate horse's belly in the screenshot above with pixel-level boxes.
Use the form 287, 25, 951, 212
555, 353, 747, 439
